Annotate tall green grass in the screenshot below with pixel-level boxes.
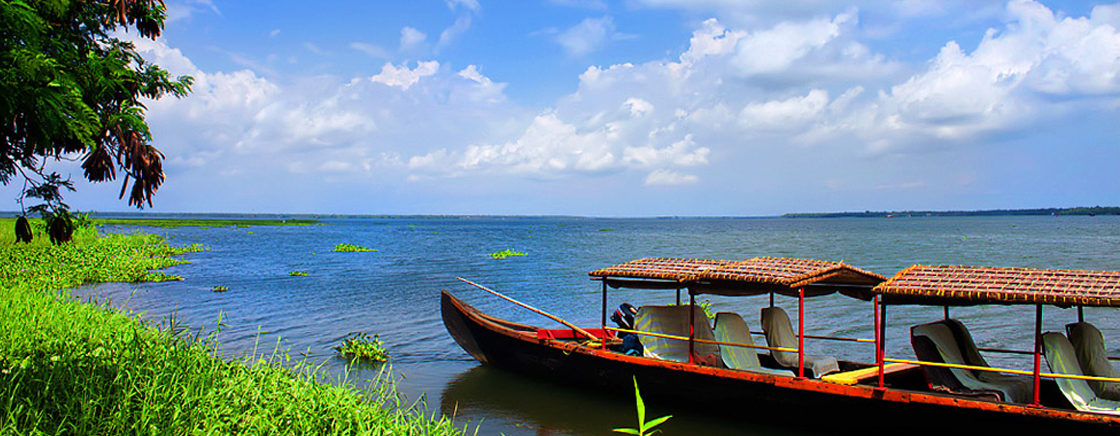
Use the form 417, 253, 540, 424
0, 218, 468, 435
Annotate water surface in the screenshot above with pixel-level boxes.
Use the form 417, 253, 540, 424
80, 215, 1120, 435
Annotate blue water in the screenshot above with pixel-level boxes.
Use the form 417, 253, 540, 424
78, 215, 1120, 435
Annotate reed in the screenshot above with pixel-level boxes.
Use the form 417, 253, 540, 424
0, 219, 468, 435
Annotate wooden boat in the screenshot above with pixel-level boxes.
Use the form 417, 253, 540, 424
442, 257, 1120, 432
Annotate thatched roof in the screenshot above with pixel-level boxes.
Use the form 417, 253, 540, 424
590, 257, 886, 298
875, 265, 1120, 307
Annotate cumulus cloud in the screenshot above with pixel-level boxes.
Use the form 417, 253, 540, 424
400, 27, 428, 53
370, 61, 440, 90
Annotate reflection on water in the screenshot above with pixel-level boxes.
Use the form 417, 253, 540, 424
75, 215, 1120, 435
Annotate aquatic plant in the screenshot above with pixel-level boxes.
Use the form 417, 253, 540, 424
92, 217, 319, 229
211, 285, 229, 292
613, 376, 672, 436
334, 243, 376, 252
489, 249, 526, 259
288, 271, 309, 276
333, 331, 390, 362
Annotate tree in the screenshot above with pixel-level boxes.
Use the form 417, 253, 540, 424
1, 0, 192, 221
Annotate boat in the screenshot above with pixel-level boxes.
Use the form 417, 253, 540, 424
441, 257, 1120, 432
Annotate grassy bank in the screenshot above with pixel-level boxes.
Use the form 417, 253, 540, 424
0, 219, 467, 435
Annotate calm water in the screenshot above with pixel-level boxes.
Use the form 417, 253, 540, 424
78, 215, 1120, 435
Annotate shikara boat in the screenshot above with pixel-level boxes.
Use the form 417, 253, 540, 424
442, 257, 1120, 432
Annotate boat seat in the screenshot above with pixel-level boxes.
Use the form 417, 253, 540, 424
1066, 322, 1120, 401
910, 321, 1031, 403
1043, 332, 1120, 415
712, 312, 793, 376
634, 305, 721, 366
760, 306, 839, 378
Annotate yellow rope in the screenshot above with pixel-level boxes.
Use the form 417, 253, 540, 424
884, 357, 1120, 383
605, 326, 799, 353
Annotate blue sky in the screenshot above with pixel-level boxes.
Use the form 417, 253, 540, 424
7, 0, 1119, 216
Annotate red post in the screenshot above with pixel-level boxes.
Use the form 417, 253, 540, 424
875, 295, 884, 388
798, 287, 805, 379
1033, 304, 1043, 406
601, 281, 608, 350
689, 292, 696, 365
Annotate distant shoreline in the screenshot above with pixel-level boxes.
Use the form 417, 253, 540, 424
782, 207, 1120, 219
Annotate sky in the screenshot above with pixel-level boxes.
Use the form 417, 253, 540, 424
5, 0, 1120, 216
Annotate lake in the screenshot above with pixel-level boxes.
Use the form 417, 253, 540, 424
78, 215, 1120, 435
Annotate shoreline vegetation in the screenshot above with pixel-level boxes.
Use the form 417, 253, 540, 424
781, 206, 1120, 219
0, 218, 467, 435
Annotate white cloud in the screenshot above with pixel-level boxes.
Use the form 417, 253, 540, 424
645, 169, 698, 185
740, 89, 830, 132
351, 42, 389, 58
556, 16, 619, 56
437, 13, 473, 53
400, 27, 428, 53
370, 61, 440, 90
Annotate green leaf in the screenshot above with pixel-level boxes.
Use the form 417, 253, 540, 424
641, 415, 672, 433
612, 429, 640, 435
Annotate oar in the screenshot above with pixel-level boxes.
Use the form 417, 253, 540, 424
456, 277, 599, 341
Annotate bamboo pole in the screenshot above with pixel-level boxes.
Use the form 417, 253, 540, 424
457, 277, 599, 341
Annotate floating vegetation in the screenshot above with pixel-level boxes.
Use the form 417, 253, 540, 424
489, 249, 526, 259
599, 228, 613, 232
288, 271, 309, 276
333, 332, 389, 362
211, 285, 229, 292
333, 244, 376, 252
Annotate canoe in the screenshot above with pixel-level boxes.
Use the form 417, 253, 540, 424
442, 257, 1120, 432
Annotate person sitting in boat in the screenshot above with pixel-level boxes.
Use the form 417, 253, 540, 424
610, 303, 643, 356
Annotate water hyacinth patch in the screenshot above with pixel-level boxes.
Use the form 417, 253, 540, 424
333, 332, 389, 362
489, 249, 526, 259
288, 271, 309, 276
333, 244, 376, 252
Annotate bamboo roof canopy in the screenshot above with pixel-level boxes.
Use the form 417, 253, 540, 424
875, 265, 1120, 307
590, 257, 886, 298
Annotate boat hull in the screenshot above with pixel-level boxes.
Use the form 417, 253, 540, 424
441, 290, 1120, 433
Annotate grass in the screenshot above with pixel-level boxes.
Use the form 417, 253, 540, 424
333, 332, 390, 363
489, 249, 525, 259
333, 244, 376, 253
0, 219, 468, 435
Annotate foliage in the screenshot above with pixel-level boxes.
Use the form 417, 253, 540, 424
1, 0, 193, 212
332, 332, 390, 363
0, 224, 468, 435
489, 249, 526, 259
288, 271, 309, 276
333, 243, 375, 253
210, 285, 228, 292
672, 298, 715, 320
613, 377, 672, 436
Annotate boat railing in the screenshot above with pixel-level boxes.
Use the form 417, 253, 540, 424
884, 357, 1120, 384
747, 330, 875, 344
975, 346, 1120, 362
606, 326, 798, 353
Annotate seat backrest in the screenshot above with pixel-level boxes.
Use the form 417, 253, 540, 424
713, 312, 761, 370
941, 319, 991, 374
760, 306, 798, 367
635, 305, 720, 364
1067, 322, 1120, 379
1043, 331, 1099, 410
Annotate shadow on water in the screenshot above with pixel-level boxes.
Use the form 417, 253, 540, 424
440, 364, 811, 436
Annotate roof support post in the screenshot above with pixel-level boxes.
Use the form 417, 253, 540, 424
876, 294, 885, 388
676, 288, 681, 306
1032, 303, 1043, 407
943, 306, 950, 320
601, 280, 608, 350
798, 287, 805, 379
689, 291, 696, 365
1078, 306, 1084, 323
